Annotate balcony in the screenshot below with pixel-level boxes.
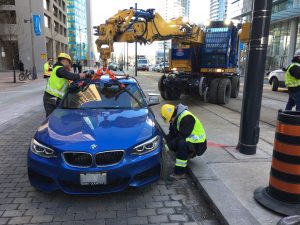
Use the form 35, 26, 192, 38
271, 0, 300, 22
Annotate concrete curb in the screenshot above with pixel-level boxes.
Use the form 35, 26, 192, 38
188, 157, 261, 225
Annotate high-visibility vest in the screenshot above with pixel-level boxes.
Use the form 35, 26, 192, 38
45, 65, 68, 99
285, 63, 300, 87
44, 62, 51, 76
177, 110, 206, 143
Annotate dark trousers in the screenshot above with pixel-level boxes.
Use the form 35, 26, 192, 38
285, 89, 300, 111
173, 139, 207, 174
43, 92, 60, 117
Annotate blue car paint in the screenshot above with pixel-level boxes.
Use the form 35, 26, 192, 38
28, 78, 163, 194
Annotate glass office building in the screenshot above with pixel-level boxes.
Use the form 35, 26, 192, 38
210, 0, 228, 21
66, 0, 87, 61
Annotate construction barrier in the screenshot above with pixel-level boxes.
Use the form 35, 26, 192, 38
254, 110, 300, 215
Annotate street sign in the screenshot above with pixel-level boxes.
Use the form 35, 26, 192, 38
32, 15, 42, 36
40, 53, 47, 60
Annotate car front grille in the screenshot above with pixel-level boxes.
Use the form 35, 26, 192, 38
95, 151, 124, 166
63, 152, 92, 167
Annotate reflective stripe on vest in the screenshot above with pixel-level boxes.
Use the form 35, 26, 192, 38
177, 110, 206, 143
44, 63, 50, 76
45, 65, 68, 99
285, 63, 300, 87
175, 158, 187, 168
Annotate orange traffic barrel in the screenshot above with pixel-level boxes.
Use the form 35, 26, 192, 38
254, 110, 300, 215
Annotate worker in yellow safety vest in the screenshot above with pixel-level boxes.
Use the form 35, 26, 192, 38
43, 53, 87, 117
285, 49, 300, 111
161, 103, 207, 180
43, 58, 53, 79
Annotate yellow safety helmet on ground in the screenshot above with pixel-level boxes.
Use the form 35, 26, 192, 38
161, 104, 175, 122
58, 53, 72, 62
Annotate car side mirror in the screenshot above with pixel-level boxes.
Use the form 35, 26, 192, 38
148, 94, 160, 106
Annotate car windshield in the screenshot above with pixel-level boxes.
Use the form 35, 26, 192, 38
61, 82, 147, 109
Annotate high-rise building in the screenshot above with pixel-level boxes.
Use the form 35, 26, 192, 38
156, 0, 190, 63
210, 0, 227, 21
66, 0, 87, 63
162, 0, 190, 21
0, 0, 68, 72
227, 0, 300, 71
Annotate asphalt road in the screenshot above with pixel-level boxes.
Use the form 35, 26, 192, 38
0, 73, 220, 225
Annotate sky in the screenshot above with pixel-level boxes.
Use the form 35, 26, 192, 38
90, 0, 210, 60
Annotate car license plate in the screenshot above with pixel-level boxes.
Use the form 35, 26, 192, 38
80, 173, 107, 185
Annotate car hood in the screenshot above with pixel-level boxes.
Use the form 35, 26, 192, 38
35, 108, 157, 151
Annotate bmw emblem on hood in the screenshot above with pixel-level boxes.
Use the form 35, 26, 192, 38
90, 144, 98, 150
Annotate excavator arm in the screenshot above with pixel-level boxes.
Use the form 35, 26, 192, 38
94, 8, 204, 67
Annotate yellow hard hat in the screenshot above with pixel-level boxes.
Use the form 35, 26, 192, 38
161, 104, 175, 122
58, 53, 72, 62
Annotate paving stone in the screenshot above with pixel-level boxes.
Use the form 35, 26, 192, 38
24, 208, 46, 216
169, 214, 189, 222
201, 220, 220, 225
164, 201, 182, 207
117, 209, 137, 218
105, 218, 127, 225
30, 215, 53, 223
157, 208, 176, 215
18, 203, 39, 210
128, 216, 148, 224
137, 208, 156, 216
74, 212, 96, 220
153, 195, 170, 201
0, 218, 9, 225
13, 198, 32, 204
146, 201, 164, 208
8, 216, 32, 224
96, 210, 117, 219
0, 203, 19, 210
148, 215, 169, 223
3, 209, 25, 217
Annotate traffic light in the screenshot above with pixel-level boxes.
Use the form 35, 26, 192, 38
238, 22, 250, 44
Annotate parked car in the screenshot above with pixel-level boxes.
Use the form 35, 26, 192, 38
28, 74, 163, 194
268, 69, 286, 91
158, 62, 170, 73
137, 59, 149, 71
108, 62, 120, 71
152, 64, 160, 72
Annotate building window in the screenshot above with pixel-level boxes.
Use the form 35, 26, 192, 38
0, 10, 16, 24
54, 21, 59, 33
53, 6, 58, 17
43, 0, 50, 11
44, 14, 51, 28
0, 0, 15, 5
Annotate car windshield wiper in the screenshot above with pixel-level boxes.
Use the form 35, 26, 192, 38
114, 83, 144, 108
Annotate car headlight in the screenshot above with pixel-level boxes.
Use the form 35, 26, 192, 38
132, 135, 160, 155
30, 139, 57, 158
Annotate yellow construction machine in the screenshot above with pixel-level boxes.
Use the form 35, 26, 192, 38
94, 8, 250, 104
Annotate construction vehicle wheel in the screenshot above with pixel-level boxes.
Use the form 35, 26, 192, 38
209, 78, 221, 103
168, 88, 181, 100
217, 78, 232, 104
160, 90, 169, 100
231, 76, 240, 98
158, 75, 166, 92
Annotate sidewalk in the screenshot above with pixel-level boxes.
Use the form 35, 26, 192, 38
0, 71, 45, 91
151, 101, 282, 225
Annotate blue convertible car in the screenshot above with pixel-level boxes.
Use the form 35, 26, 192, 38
28, 75, 163, 194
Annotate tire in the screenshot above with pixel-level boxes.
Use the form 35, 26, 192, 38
231, 76, 240, 98
271, 77, 279, 91
217, 78, 232, 104
209, 78, 221, 103
27, 73, 33, 80
168, 88, 181, 100
18, 73, 25, 81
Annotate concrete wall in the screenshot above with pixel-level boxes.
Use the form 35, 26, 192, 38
16, 0, 45, 74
